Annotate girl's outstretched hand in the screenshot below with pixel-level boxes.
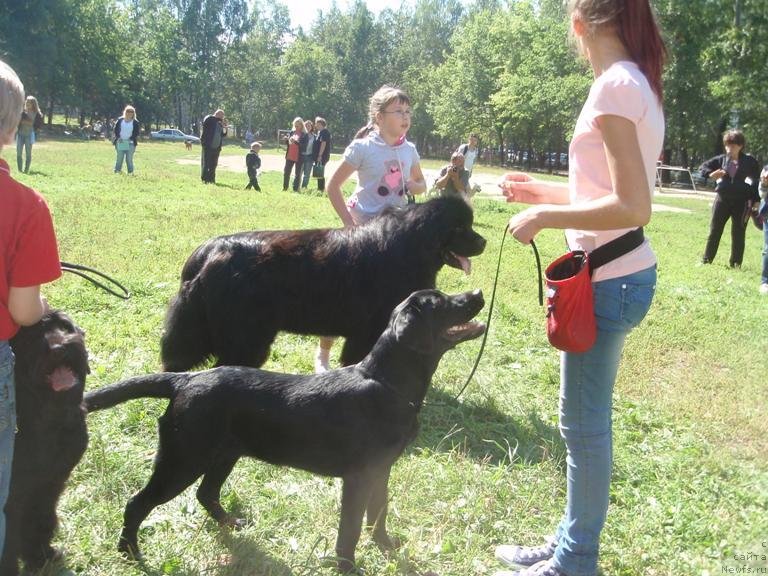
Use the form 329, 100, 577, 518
499, 172, 543, 204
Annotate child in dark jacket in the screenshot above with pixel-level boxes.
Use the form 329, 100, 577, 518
245, 142, 262, 191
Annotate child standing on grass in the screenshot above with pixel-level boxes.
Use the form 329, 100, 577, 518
0, 58, 62, 557
315, 85, 427, 373
245, 141, 262, 191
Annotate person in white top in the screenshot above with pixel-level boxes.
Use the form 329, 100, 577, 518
112, 105, 140, 175
494, 1, 666, 575
315, 85, 427, 372
300, 119, 316, 189
457, 133, 479, 176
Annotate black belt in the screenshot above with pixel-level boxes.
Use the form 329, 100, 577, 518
587, 227, 645, 273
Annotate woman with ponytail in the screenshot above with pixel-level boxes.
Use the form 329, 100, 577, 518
494, 1, 666, 575
315, 85, 426, 373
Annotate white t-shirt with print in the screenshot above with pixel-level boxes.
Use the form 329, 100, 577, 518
343, 131, 420, 218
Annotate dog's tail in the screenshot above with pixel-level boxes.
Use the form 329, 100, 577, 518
160, 280, 211, 372
84, 373, 181, 412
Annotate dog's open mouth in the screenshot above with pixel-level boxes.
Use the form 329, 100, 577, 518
444, 320, 485, 342
47, 366, 78, 392
445, 251, 472, 275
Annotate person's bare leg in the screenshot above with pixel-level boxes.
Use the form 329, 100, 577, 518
315, 337, 334, 373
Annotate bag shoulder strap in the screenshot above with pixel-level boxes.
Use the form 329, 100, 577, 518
588, 227, 644, 273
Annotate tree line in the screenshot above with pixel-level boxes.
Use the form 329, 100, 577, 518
1, 0, 766, 168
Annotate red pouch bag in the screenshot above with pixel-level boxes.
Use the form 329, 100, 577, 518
286, 140, 299, 162
544, 250, 596, 353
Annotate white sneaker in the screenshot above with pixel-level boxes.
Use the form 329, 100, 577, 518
492, 559, 568, 576
760, 283, 768, 295
314, 346, 330, 374
496, 536, 558, 567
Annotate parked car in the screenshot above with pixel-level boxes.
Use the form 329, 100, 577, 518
150, 128, 200, 143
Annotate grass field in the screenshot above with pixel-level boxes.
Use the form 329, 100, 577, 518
2, 138, 767, 576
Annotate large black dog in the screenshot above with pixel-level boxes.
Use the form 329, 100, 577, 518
85, 289, 485, 572
160, 196, 486, 371
1, 311, 89, 576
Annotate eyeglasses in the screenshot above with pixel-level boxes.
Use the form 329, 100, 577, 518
382, 110, 413, 118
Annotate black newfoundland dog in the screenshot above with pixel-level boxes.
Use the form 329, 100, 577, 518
161, 196, 486, 371
86, 289, 485, 572
1, 311, 89, 576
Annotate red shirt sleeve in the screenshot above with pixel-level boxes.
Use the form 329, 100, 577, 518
9, 193, 61, 287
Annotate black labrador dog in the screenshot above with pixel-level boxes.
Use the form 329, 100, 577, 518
85, 289, 485, 572
160, 196, 486, 371
1, 311, 89, 576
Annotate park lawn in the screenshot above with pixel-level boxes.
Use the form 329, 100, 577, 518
2, 139, 766, 576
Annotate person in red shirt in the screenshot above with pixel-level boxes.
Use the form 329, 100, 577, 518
0, 58, 62, 557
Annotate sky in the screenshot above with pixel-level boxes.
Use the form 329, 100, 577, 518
282, 0, 405, 31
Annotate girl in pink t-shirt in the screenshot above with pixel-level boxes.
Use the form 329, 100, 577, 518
494, 2, 666, 575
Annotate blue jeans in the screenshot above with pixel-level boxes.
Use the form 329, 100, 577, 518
16, 131, 33, 172
301, 155, 314, 188
551, 265, 656, 576
762, 219, 768, 284
115, 142, 135, 174
0, 341, 16, 558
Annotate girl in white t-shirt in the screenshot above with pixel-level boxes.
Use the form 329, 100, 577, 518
315, 85, 427, 372
494, 1, 666, 575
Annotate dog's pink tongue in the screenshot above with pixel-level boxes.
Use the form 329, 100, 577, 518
457, 255, 471, 276
48, 367, 76, 392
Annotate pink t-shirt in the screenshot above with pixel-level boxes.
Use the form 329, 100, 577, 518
567, 61, 664, 282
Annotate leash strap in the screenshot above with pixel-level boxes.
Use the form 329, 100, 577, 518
61, 261, 131, 300
451, 227, 542, 402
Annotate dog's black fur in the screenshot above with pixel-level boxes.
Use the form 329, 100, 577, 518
1, 312, 89, 576
160, 196, 486, 371
85, 289, 485, 572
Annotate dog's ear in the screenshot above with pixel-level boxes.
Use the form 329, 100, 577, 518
392, 304, 433, 354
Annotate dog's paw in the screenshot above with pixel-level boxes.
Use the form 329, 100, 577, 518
372, 531, 401, 550
219, 516, 247, 531
336, 557, 361, 574
117, 538, 144, 562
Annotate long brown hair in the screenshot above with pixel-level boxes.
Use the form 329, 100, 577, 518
570, 0, 666, 101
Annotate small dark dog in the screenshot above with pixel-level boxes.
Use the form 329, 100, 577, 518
184, 140, 193, 151
85, 289, 485, 572
160, 195, 487, 371
1, 311, 90, 576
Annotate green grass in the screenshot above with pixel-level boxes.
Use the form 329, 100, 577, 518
3, 138, 767, 576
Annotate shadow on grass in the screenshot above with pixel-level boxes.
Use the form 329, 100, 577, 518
414, 387, 566, 468
217, 530, 299, 576
217, 528, 364, 576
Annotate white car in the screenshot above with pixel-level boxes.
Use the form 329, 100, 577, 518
150, 128, 200, 143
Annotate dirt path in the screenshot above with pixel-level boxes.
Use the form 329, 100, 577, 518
178, 153, 696, 212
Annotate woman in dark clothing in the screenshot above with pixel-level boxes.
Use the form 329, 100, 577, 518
16, 96, 43, 173
313, 117, 332, 191
283, 117, 308, 192
699, 129, 760, 267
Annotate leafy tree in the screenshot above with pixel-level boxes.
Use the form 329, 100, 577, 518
217, 1, 291, 139
656, 0, 724, 167
493, 5, 589, 168
700, 0, 768, 159
428, 8, 508, 151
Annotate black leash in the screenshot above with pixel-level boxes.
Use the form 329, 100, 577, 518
60, 261, 131, 300
449, 226, 543, 403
